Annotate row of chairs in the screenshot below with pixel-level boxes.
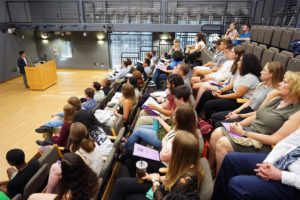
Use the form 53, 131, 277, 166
242, 42, 300, 72
96, 74, 214, 199
250, 26, 300, 50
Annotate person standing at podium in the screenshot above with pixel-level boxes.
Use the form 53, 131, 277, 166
17, 50, 28, 88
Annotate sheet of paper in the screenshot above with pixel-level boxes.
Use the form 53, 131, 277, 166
222, 122, 242, 138
110, 92, 122, 104
143, 97, 161, 115
133, 143, 160, 161
151, 91, 167, 98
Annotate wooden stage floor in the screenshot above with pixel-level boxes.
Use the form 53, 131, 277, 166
0, 69, 108, 181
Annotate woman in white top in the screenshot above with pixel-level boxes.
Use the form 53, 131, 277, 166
45, 122, 103, 193
198, 53, 261, 119
225, 22, 239, 41
186, 32, 206, 66
192, 45, 244, 109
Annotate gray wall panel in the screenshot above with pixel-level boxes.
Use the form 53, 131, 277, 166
35, 32, 110, 70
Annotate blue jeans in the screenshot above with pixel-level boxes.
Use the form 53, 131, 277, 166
22, 74, 28, 87
124, 125, 162, 150
151, 69, 168, 89
44, 119, 63, 127
213, 152, 300, 200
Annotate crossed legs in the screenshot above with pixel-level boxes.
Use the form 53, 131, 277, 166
209, 127, 234, 175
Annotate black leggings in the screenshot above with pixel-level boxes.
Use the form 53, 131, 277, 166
111, 177, 152, 200
187, 51, 202, 65
211, 106, 254, 127
121, 147, 165, 177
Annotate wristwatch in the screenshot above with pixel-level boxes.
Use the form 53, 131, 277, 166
242, 131, 248, 138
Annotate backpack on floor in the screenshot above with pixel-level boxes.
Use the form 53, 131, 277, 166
198, 118, 214, 142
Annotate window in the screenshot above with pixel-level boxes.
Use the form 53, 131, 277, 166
110, 32, 152, 69
61, 41, 72, 58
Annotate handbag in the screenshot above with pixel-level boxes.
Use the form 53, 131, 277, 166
198, 118, 214, 142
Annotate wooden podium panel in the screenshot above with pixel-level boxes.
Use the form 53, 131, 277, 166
25, 60, 57, 90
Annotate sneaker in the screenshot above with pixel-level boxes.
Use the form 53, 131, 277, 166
36, 138, 53, 146
35, 126, 52, 133
147, 81, 156, 87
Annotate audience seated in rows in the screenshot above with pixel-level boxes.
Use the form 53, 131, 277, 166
95, 83, 137, 126
121, 105, 198, 177
109, 59, 131, 81
192, 45, 242, 110
35, 96, 81, 133
209, 71, 300, 175
225, 22, 239, 41
132, 70, 145, 89
29, 153, 98, 200
0, 149, 40, 198
197, 53, 261, 119
122, 85, 191, 151
192, 38, 231, 78
185, 32, 206, 67
213, 122, 300, 200
112, 129, 203, 200
212, 61, 284, 127
72, 110, 113, 156
46, 122, 103, 193
100, 77, 111, 95
81, 88, 97, 111
36, 104, 76, 148
162, 39, 181, 59
233, 24, 251, 46
148, 51, 184, 89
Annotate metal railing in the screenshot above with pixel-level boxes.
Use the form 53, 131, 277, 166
120, 52, 140, 66
139, 46, 159, 60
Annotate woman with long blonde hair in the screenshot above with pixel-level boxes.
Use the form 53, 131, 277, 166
114, 83, 137, 122
110, 130, 203, 200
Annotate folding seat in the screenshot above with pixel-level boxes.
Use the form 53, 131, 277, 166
253, 44, 267, 62
99, 147, 116, 181
23, 164, 49, 200
38, 146, 61, 171
241, 41, 249, 50
257, 28, 266, 43
273, 50, 294, 71
207, 50, 214, 62
263, 27, 275, 45
245, 43, 256, 54
261, 47, 279, 67
279, 29, 295, 50
201, 48, 208, 64
199, 158, 214, 200
291, 30, 300, 41
271, 29, 284, 48
250, 26, 259, 42
286, 57, 300, 72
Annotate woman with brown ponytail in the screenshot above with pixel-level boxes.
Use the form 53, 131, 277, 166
44, 122, 103, 194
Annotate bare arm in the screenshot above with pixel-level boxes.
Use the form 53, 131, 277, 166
216, 85, 250, 99
240, 114, 256, 127
157, 117, 171, 132
122, 99, 132, 121
260, 89, 280, 107
243, 112, 300, 145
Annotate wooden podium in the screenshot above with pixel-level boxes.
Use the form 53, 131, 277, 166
25, 60, 58, 90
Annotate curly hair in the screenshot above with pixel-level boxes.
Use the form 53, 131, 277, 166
55, 153, 98, 200
72, 110, 104, 133
240, 53, 261, 77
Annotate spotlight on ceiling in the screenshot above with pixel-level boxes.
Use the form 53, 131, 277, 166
83, 32, 87, 37
41, 32, 49, 39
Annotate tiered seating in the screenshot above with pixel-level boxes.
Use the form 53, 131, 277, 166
243, 26, 300, 72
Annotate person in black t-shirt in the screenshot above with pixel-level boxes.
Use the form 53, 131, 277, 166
100, 77, 111, 95
0, 149, 40, 198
